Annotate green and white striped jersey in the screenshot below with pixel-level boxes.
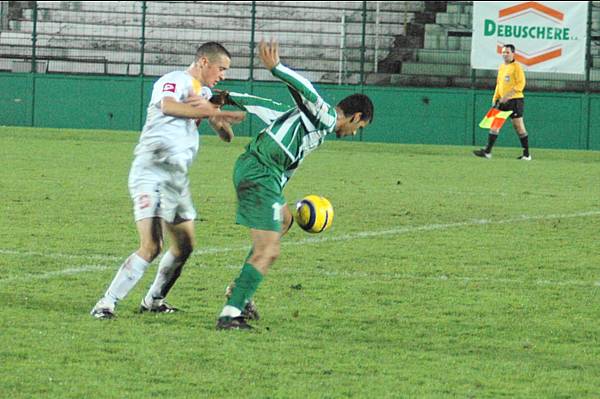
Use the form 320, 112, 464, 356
228, 63, 337, 188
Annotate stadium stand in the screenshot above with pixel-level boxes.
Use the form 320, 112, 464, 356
0, 1, 598, 89
0, 1, 422, 83
386, 1, 600, 90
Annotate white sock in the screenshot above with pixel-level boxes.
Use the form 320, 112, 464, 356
143, 250, 185, 306
219, 305, 242, 319
103, 253, 150, 306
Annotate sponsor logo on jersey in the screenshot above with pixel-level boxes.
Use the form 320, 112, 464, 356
163, 83, 176, 93
138, 194, 151, 210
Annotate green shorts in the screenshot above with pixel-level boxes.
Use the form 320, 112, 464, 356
233, 152, 286, 232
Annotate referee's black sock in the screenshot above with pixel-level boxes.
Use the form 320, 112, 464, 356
485, 133, 498, 153
519, 134, 529, 156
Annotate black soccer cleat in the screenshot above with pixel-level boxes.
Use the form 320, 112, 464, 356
517, 154, 532, 161
473, 148, 492, 159
139, 300, 179, 314
216, 316, 254, 330
225, 284, 260, 320
242, 300, 260, 321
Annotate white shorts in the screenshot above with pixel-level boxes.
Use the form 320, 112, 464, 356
128, 153, 197, 224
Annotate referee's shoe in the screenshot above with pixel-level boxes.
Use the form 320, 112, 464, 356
473, 149, 492, 159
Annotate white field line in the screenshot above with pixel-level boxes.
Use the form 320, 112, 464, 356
2, 264, 112, 284
2, 261, 599, 289
0, 249, 122, 262
1, 209, 599, 286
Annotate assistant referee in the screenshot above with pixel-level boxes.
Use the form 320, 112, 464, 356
474, 44, 531, 160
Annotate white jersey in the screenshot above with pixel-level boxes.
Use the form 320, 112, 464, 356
134, 70, 212, 171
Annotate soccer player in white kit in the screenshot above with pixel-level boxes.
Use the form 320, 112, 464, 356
91, 42, 245, 319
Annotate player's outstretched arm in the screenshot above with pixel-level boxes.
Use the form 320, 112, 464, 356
258, 40, 318, 101
162, 96, 245, 121
258, 39, 328, 120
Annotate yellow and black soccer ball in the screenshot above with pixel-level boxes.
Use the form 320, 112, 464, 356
295, 195, 334, 233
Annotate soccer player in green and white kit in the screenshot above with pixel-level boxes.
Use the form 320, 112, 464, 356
216, 40, 374, 330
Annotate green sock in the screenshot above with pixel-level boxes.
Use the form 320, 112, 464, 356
226, 263, 264, 310
243, 248, 254, 305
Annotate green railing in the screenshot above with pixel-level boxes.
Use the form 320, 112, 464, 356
0, 1, 598, 92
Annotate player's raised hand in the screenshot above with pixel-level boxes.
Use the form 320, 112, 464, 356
258, 39, 280, 71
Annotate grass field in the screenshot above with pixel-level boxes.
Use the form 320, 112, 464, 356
1, 126, 599, 398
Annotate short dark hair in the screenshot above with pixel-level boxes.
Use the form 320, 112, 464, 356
337, 94, 374, 123
503, 44, 515, 53
196, 42, 231, 62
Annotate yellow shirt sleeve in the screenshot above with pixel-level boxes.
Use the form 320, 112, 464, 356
493, 64, 503, 103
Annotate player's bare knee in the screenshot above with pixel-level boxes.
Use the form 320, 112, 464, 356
138, 246, 161, 262
250, 249, 266, 265
267, 243, 280, 263
139, 241, 161, 261
266, 251, 279, 264
250, 244, 279, 267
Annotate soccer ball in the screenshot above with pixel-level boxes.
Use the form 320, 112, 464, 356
295, 195, 334, 233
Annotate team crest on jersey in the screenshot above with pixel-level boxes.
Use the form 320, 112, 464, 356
163, 83, 176, 93
504, 75, 510, 82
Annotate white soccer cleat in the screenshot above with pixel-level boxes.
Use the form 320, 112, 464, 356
90, 306, 115, 319
90, 298, 116, 319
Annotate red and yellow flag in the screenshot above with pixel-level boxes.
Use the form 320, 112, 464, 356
479, 107, 513, 130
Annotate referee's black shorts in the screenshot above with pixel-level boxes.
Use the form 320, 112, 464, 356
498, 98, 524, 119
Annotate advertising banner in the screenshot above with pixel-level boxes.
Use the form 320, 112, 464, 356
471, 1, 588, 73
